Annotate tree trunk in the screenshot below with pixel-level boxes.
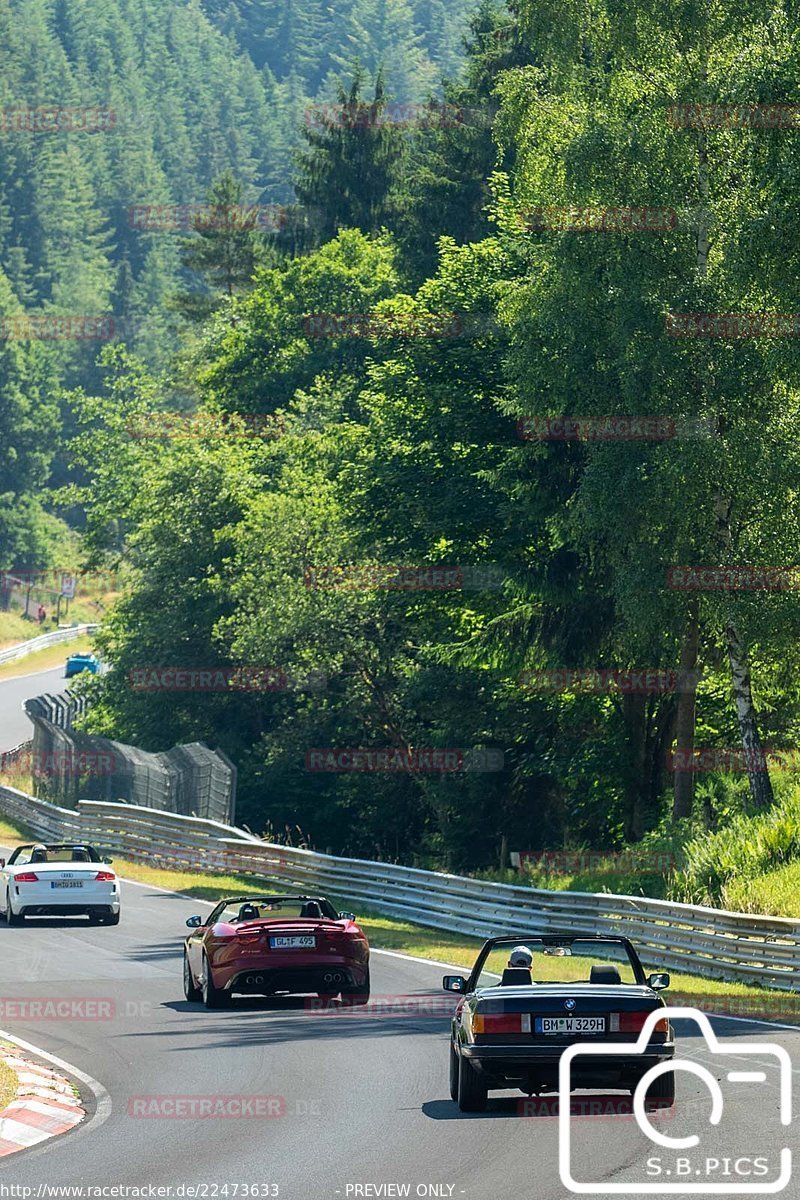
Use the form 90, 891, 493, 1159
672, 599, 699, 820
621, 691, 647, 840
499, 832, 509, 871
649, 695, 676, 812
713, 499, 774, 810
725, 620, 774, 808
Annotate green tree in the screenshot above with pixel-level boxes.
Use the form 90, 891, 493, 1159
496, 0, 800, 819
394, 0, 532, 282
173, 171, 265, 322
294, 69, 405, 243
0, 268, 60, 567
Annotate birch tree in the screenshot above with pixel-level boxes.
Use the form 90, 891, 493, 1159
497, 0, 800, 817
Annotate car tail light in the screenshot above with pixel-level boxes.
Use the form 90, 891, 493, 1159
14, 872, 39, 882
236, 933, 262, 946
472, 1013, 531, 1034
322, 931, 366, 951
610, 1011, 669, 1035
95, 871, 115, 882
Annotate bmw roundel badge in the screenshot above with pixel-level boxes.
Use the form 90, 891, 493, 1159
564, 998, 576, 1011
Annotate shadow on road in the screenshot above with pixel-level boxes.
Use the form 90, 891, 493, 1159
422, 1092, 676, 1120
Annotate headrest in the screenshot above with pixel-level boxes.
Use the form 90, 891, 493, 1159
501, 967, 533, 986
589, 964, 621, 985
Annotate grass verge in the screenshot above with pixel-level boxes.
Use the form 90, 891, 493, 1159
724, 860, 800, 918
0, 1052, 19, 1111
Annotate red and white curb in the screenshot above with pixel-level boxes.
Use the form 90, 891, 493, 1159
0, 1045, 85, 1156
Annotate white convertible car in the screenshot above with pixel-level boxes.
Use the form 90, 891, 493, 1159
0, 843, 120, 925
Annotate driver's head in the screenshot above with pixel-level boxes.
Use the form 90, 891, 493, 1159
29, 844, 48, 863
508, 945, 533, 968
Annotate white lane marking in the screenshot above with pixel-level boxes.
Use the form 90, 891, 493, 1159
689, 1012, 800, 1034
371, 947, 474, 971
671, 1040, 800, 1076
118, 878, 215, 902
0, 1026, 111, 1157
116, 876, 800, 1036
727, 1071, 767, 1082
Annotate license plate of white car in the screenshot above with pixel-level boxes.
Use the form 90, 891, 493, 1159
51, 881, 84, 888
270, 935, 315, 948
535, 1016, 606, 1034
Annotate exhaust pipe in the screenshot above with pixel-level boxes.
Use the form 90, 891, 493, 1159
245, 974, 265, 986
323, 972, 344, 984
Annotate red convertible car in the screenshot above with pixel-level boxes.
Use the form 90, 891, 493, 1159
183, 894, 370, 1008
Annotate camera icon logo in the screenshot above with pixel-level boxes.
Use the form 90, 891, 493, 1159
558, 1006, 792, 1194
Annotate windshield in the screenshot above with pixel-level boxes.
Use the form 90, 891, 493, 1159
8, 844, 103, 865
208, 897, 339, 924
472, 938, 642, 989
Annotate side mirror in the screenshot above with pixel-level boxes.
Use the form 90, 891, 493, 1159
0, 859, 5, 868
647, 972, 670, 991
338, 911, 356, 921
185, 915, 203, 928
104, 858, 114, 865
443, 975, 467, 993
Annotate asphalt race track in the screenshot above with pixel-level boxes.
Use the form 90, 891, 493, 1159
0, 671, 797, 1197
0, 666, 67, 751
0, 881, 795, 1198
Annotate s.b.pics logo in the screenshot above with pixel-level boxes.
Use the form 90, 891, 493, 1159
559, 1007, 792, 1194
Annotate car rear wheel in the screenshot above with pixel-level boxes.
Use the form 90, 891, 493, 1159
457, 1055, 488, 1112
345, 967, 370, 1006
5, 894, 23, 925
449, 1042, 460, 1102
184, 951, 202, 1002
645, 1068, 676, 1107
101, 909, 120, 925
202, 955, 231, 1009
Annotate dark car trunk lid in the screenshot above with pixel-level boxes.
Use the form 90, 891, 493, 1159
471, 984, 667, 1044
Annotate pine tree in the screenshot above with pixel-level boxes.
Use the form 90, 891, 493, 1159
327, 0, 437, 103
393, 0, 534, 282
173, 170, 263, 321
294, 68, 405, 242
3, 242, 37, 306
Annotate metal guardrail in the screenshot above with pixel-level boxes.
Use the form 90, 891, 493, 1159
0, 787, 797, 991
0, 625, 98, 667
